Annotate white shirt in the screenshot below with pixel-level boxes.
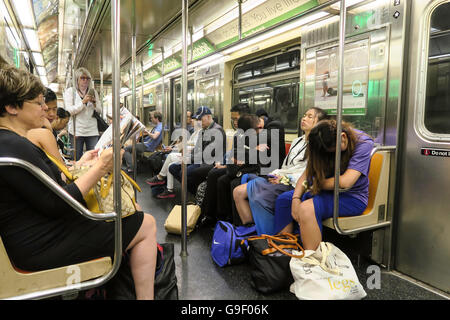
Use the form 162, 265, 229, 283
63, 87, 102, 136
271, 135, 308, 187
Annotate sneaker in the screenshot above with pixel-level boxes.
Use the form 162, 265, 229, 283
157, 189, 176, 199
146, 175, 166, 186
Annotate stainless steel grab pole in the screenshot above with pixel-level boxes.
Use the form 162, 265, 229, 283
180, 0, 189, 257
111, 0, 123, 277
332, 0, 346, 237
131, 2, 137, 184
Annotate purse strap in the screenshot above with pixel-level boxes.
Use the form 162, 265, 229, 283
43, 149, 141, 193
247, 233, 305, 259
43, 150, 74, 181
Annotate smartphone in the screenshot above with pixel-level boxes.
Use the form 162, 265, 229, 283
87, 88, 95, 96
162, 144, 166, 149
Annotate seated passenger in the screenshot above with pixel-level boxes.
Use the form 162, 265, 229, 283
123, 110, 163, 173
274, 119, 374, 250
27, 88, 67, 165
200, 103, 252, 222
54, 108, 72, 160
0, 66, 157, 300
202, 114, 262, 224
146, 114, 202, 199
233, 107, 328, 234
255, 108, 286, 170
169, 106, 226, 195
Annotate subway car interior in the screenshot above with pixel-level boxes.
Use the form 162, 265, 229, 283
0, 0, 449, 301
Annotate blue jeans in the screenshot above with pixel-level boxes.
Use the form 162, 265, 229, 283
69, 134, 99, 161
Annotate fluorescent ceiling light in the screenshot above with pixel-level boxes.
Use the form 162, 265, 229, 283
223, 11, 329, 54
36, 66, 46, 76
192, 28, 204, 42
40, 76, 48, 86
330, 0, 366, 10
306, 14, 340, 30
190, 53, 224, 69
0, 0, 13, 24
49, 83, 59, 92
23, 28, 41, 51
32, 52, 44, 66
205, 0, 268, 35
12, 0, 36, 29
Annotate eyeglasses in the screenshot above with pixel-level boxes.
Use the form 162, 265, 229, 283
24, 100, 45, 108
80, 76, 91, 81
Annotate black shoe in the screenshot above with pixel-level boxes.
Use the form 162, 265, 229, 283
197, 215, 216, 228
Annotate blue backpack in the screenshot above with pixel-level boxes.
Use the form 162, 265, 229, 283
211, 221, 257, 267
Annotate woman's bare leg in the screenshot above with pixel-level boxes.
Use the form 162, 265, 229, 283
126, 213, 157, 300
233, 183, 253, 224
295, 199, 321, 250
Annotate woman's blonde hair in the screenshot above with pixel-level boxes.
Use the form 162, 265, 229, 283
73, 67, 93, 93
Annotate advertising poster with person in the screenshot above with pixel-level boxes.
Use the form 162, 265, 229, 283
314, 39, 369, 116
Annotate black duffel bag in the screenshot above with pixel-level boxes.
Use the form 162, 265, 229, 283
247, 233, 304, 294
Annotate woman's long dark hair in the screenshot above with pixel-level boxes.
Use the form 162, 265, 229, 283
306, 119, 359, 195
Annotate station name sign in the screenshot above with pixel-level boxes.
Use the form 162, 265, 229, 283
421, 148, 450, 157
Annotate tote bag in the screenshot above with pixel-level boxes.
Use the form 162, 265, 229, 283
289, 242, 367, 300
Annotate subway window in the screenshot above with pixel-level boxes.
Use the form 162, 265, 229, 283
424, 2, 450, 134
233, 49, 300, 133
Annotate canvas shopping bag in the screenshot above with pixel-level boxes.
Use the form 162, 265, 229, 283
289, 242, 367, 300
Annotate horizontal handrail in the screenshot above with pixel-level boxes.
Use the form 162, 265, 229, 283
332, 146, 396, 235
0, 157, 122, 300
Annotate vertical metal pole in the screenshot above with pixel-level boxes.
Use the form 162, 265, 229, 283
100, 48, 104, 119
111, 0, 123, 264
140, 60, 144, 121
180, 0, 189, 257
71, 36, 77, 161
189, 26, 193, 62
131, 0, 137, 184
161, 47, 166, 143
332, 0, 346, 230
238, 0, 243, 40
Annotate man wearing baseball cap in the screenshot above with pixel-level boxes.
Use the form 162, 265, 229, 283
161, 106, 226, 197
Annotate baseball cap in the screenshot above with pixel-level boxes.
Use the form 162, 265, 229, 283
193, 106, 212, 120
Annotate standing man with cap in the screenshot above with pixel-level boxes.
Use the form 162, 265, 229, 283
168, 106, 226, 196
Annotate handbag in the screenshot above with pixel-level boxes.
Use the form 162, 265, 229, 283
247, 233, 304, 293
289, 242, 367, 300
164, 204, 202, 235
92, 110, 109, 133
44, 151, 141, 218
95, 242, 178, 300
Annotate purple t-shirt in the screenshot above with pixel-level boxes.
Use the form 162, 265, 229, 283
345, 130, 374, 205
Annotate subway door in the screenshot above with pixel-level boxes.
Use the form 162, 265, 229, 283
395, 0, 450, 293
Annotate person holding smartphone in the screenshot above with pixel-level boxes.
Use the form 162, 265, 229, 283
63, 67, 101, 161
